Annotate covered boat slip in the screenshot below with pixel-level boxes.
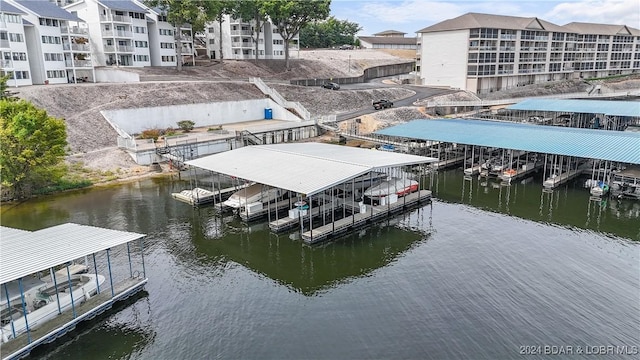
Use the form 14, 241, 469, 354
376, 118, 640, 192
0, 224, 147, 360
185, 143, 437, 243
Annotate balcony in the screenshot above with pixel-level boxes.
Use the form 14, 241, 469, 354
104, 45, 134, 53
231, 30, 253, 36
63, 43, 91, 52
65, 59, 92, 67
102, 30, 133, 38
1, 59, 12, 68
100, 14, 131, 23
500, 34, 516, 40
61, 26, 89, 35
231, 42, 253, 49
0, 39, 9, 49
0, 21, 7, 30
499, 47, 515, 51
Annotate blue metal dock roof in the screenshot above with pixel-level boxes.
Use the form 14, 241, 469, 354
375, 119, 640, 164
507, 99, 640, 117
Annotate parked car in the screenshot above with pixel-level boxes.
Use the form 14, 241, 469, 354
372, 99, 393, 110
322, 82, 340, 90
338, 44, 354, 50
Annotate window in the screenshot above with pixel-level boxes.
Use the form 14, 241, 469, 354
135, 55, 149, 62
209, 39, 215, 44
1, 14, 21, 23
44, 53, 63, 61
159, 29, 173, 36
128, 12, 145, 19
135, 40, 148, 48
158, 15, 168, 22
38, 18, 59, 27
46, 70, 66, 78
273, 39, 283, 45
273, 50, 283, 56
134, 26, 146, 34
160, 42, 174, 49
161, 55, 175, 62
9, 33, 23, 42
11, 71, 29, 79
12, 52, 27, 61
41, 36, 61, 44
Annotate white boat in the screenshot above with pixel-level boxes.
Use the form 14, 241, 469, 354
171, 187, 216, 205
590, 181, 609, 197
340, 172, 387, 193
363, 178, 419, 200
1, 266, 106, 343
223, 183, 280, 209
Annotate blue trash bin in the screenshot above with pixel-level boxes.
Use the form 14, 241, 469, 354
264, 108, 273, 120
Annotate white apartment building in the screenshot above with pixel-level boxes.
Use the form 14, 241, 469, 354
0, 0, 31, 86
64, 0, 151, 67
6, 0, 94, 85
132, 1, 194, 67
205, 15, 298, 60
416, 13, 640, 94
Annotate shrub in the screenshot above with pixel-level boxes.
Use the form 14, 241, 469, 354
177, 120, 195, 132
140, 128, 161, 140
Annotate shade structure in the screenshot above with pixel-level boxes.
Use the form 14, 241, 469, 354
507, 99, 640, 117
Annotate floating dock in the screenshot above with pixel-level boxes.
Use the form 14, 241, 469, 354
302, 190, 432, 244
1, 224, 147, 360
543, 169, 582, 189
171, 183, 251, 206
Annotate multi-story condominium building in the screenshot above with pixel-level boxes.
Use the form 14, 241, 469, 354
64, 0, 151, 67
205, 15, 298, 60
416, 13, 640, 94
0, 0, 31, 86
132, 1, 194, 67
6, 0, 93, 85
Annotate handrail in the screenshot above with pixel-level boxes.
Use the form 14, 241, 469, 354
249, 77, 311, 121
240, 130, 263, 145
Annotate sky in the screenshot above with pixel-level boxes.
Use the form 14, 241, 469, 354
330, 0, 640, 36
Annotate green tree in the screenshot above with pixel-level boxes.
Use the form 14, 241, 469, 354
0, 100, 68, 199
0, 72, 17, 101
300, 16, 361, 48
144, 0, 207, 71
263, 0, 331, 70
202, 0, 236, 63
233, 0, 269, 61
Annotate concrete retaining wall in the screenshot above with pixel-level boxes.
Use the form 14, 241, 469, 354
289, 62, 415, 86
95, 68, 140, 83
101, 99, 301, 136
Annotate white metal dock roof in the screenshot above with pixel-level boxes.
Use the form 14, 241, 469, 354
186, 143, 436, 196
0, 223, 146, 284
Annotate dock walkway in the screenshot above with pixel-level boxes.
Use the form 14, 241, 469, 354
2, 277, 146, 360
301, 190, 432, 244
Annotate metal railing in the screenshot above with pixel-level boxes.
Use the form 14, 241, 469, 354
0, 59, 12, 68
249, 77, 311, 121
64, 43, 90, 52
100, 14, 131, 23
102, 30, 133, 38
65, 59, 92, 67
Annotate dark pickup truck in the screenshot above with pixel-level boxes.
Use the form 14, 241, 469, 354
372, 99, 393, 110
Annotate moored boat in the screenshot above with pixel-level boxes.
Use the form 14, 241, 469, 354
1, 267, 106, 343
223, 183, 280, 209
363, 178, 419, 201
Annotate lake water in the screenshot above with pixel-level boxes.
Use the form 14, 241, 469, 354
2, 170, 638, 359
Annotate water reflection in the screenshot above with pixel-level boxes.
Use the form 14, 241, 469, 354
27, 291, 154, 360
429, 169, 640, 240
184, 206, 432, 295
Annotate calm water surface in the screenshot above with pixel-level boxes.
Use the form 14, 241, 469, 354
1, 170, 638, 359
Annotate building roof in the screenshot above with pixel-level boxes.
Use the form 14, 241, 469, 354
373, 30, 406, 36
357, 36, 417, 45
14, 0, 81, 21
0, 223, 146, 284
0, 0, 25, 14
563, 22, 639, 36
375, 119, 640, 164
185, 143, 436, 196
98, 0, 147, 12
507, 99, 640, 117
417, 12, 567, 33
